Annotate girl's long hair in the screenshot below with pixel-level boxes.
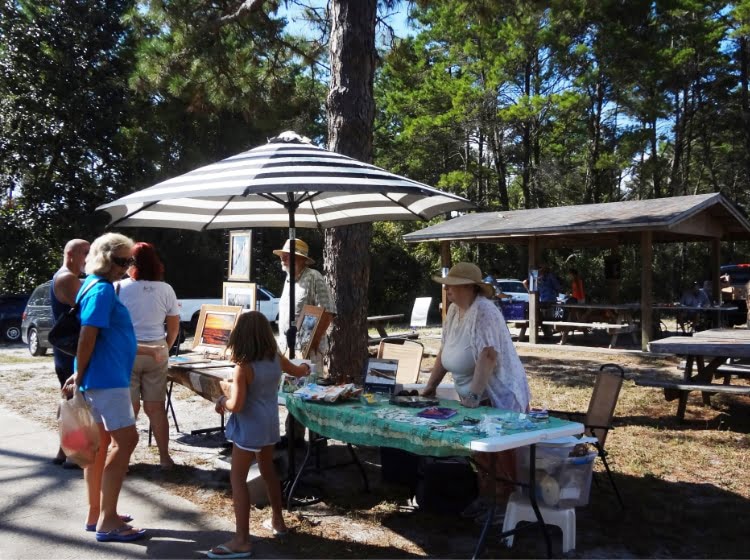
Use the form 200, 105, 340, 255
227, 311, 278, 364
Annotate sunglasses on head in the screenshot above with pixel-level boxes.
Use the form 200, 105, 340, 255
112, 256, 135, 267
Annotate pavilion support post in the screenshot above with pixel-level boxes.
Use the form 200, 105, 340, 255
640, 231, 653, 351
710, 238, 721, 303
528, 237, 540, 344
440, 241, 452, 324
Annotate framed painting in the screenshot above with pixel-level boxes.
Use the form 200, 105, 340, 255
228, 230, 252, 281
295, 304, 333, 359
193, 304, 242, 356
223, 282, 257, 312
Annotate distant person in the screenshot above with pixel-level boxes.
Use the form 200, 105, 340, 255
117, 242, 180, 470
680, 282, 710, 308
568, 268, 585, 304
537, 265, 561, 335
537, 265, 561, 305
678, 281, 710, 332
51, 238, 90, 467
208, 311, 310, 559
700, 280, 714, 305
422, 262, 531, 525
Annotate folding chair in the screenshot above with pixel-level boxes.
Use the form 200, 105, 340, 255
377, 337, 424, 384
549, 363, 625, 508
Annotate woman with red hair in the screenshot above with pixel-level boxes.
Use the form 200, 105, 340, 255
117, 242, 180, 469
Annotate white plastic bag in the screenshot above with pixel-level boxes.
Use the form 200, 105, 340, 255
58, 391, 100, 467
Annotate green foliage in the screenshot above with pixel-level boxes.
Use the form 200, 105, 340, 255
2, 0, 749, 308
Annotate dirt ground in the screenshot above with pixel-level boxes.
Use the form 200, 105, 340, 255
1, 326, 749, 558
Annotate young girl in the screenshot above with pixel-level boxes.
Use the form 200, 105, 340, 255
207, 311, 309, 559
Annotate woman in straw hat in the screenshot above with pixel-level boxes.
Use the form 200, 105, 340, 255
422, 262, 531, 524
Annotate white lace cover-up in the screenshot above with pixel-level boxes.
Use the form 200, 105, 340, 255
441, 296, 530, 412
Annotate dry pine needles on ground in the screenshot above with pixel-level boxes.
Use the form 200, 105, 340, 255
1, 330, 749, 558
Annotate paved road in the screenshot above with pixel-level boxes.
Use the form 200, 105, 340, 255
0, 403, 242, 559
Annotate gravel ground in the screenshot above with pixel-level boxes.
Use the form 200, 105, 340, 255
2, 326, 747, 558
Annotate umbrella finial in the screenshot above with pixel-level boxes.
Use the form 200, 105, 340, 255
269, 131, 311, 144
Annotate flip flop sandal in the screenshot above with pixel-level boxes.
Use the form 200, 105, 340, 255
262, 519, 288, 537
95, 525, 146, 542
206, 544, 253, 558
86, 514, 133, 532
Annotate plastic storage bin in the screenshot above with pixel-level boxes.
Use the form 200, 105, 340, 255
516, 445, 597, 509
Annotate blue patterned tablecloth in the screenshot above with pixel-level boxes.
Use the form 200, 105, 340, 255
284, 396, 580, 457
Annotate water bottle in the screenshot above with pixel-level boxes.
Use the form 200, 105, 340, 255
307, 363, 318, 385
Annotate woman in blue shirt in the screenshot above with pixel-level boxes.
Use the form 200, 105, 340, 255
62, 233, 151, 543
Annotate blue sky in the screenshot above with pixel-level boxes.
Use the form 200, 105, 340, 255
277, 1, 415, 44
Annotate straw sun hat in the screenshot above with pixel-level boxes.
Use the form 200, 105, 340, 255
432, 262, 495, 298
273, 238, 315, 264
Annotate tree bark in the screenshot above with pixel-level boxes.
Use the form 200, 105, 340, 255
324, 0, 376, 384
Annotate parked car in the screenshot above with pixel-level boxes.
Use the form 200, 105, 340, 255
719, 264, 750, 326
1, 293, 30, 342
494, 279, 529, 303
178, 285, 280, 332
21, 281, 53, 355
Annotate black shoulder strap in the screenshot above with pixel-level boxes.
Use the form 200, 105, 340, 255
74, 279, 102, 310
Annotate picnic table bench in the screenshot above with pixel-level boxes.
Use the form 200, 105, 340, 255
506, 320, 530, 340
634, 378, 750, 402
366, 314, 419, 345
541, 320, 635, 348
678, 360, 750, 384
367, 314, 404, 337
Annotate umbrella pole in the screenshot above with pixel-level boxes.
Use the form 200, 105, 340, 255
286, 209, 297, 359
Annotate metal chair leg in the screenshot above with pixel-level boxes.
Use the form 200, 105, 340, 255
597, 443, 624, 509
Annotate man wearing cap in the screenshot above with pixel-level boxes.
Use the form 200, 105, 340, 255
274, 237, 334, 364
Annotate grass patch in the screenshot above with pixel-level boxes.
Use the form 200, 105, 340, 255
0, 355, 46, 365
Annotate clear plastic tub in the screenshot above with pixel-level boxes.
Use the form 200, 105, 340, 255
516, 445, 597, 508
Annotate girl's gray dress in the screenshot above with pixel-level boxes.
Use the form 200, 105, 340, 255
225, 355, 282, 450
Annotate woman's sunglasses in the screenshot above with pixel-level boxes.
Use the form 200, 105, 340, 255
112, 256, 135, 267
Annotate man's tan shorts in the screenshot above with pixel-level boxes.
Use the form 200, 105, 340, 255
130, 339, 169, 402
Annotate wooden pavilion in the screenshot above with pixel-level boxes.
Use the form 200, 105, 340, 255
403, 193, 750, 350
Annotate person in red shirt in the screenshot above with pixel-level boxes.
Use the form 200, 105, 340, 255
568, 268, 586, 303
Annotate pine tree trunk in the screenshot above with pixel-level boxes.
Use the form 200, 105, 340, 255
324, 0, 376, 384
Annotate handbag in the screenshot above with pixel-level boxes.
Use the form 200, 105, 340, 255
48, 279, 101, 357
58, 391, 100, 467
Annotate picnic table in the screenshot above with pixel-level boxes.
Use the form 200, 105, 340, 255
640, 334, 750, 420
543, 303, 641, 348
652, 304, 738, 331
366, 314, 405, 338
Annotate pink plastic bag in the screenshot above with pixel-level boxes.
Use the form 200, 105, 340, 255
58, 391, 100, 467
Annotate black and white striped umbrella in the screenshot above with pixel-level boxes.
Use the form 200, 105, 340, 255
97, 131, 474, 358
97, 131, 474, 230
